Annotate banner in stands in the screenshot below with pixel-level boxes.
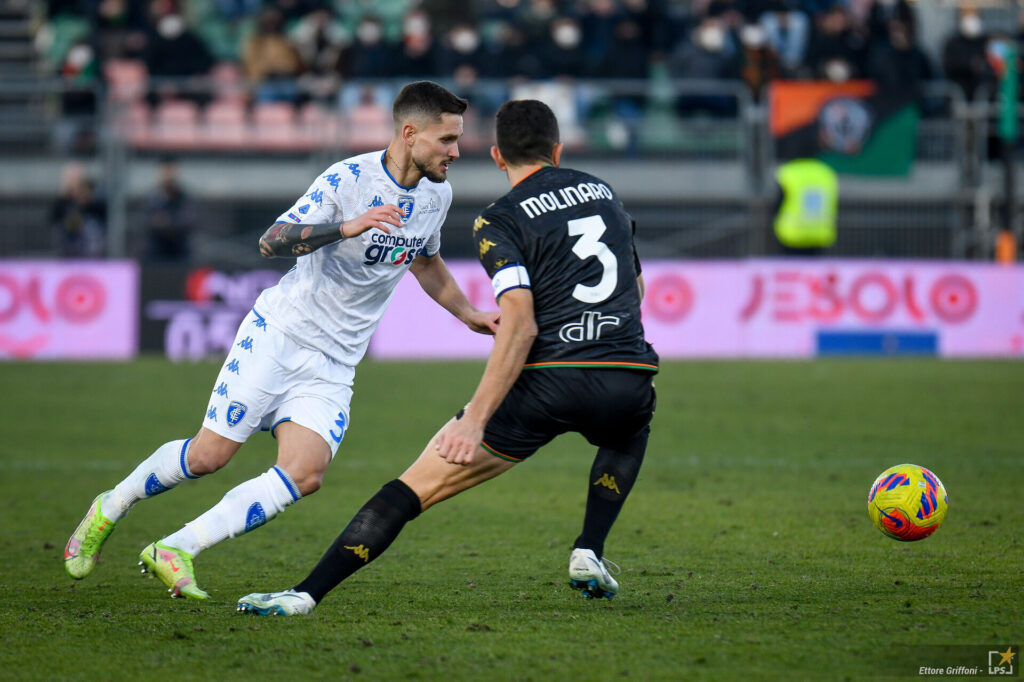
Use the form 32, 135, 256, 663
372, 260, 1024, 359
0, 260, 138, 360
770, 80, 919, 176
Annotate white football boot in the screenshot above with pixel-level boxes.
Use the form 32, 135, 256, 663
237, 590, 316, 616
568, 548, 619, 599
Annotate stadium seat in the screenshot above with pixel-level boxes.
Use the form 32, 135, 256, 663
103, 59, 148, 103
151, 99, 200, 149
253, 102, 299, 151
210, 61, 247, 106
203, 99, 249, 149
298, 102, 340, 151
109, 101, 151, 147
344, 101, 392, 152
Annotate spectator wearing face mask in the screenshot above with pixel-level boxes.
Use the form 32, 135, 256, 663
804, 4, 867, 81
536, 16, 587, 79
760, 5, 809, 76
345, 16, 399, 79
739, 23, 783, 100
292, 8, 348, 103
668, 16, 739, 80
143, 11, 214, 80
668, 17, 741, 116
942, 8, 995, 101
397, 9, 438, 77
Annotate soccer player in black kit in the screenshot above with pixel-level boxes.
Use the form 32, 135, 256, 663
237, 99, 659, 616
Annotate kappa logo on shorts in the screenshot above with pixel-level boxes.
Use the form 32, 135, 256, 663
226, 401, 248, 427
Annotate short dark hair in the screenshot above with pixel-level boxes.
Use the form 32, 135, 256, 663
392, 81, 468, 126
495, 100, 560, 166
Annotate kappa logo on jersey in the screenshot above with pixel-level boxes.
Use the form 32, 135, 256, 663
368, 195, 384, 208
344, 544, 371, 562
307, 188, 324, 205
421, 197, 440, 214
226, 401, 248, 427
363, 233, 426, 266
207, 406, 217, 421
324, 172, 341, 189
559, 311, 621, 343
397, 195, 414, 223
473, 215, 489, 232
344, 163, 360, 180
214, 382, 228, 398
478, 238, 497, 257
593, 473, 621, 494
244, 502, 266, 532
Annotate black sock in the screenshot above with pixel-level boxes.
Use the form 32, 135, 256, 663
294, 478, 421, 603
573, 426, 649, 558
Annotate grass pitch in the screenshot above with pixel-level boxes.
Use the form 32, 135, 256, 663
0, 359, 1021, 681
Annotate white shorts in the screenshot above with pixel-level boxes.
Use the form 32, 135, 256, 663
201, 309, 353, 457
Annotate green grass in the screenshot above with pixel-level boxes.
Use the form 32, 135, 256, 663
0, 359, 1021, 681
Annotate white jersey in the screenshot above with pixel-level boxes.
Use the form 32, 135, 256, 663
254, 150, 451, 365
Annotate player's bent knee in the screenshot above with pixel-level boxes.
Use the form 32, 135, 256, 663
291, 471, 323, 497
187, 429, 241, 475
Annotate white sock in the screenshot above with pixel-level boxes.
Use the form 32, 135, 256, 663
102, 438, 198, 522
162, 466, 301, 557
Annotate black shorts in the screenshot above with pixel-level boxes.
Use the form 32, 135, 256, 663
468, 368, 656, 462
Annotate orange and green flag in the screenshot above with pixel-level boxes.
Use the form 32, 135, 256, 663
770, 80, 919, 176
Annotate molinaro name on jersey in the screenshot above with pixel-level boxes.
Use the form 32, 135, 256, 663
518, 182, 616, 219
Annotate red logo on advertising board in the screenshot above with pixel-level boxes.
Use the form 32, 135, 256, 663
739, 270, 978, 324
645, 274, 694, 323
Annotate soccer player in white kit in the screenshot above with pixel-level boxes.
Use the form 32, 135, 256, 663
63, 81, 498, 599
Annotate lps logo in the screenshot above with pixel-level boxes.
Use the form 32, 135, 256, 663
989, 647, 1016, 675
559, 311, 621, 343
397, 195, 415, 223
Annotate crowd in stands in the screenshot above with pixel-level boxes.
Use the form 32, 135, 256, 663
33, 0, 1024, 154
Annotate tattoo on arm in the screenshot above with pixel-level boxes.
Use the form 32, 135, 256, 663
258, 221, 345, 258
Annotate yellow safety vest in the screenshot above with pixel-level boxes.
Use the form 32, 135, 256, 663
774, 159, 838, 248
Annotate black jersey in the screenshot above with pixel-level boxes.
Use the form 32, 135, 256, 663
473, 166, 658, 372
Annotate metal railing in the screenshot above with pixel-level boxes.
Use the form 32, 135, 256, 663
0, 76, 1019, 262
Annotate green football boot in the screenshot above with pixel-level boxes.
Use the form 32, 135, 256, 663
138, 541, 210, 599
64, 492, 117, 579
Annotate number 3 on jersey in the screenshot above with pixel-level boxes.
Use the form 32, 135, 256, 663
568, 215, 618, 303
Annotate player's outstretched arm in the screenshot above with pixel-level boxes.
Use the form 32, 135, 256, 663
410, 253, 499, 334
434, 288, 536, 465
258, 204, 406, 258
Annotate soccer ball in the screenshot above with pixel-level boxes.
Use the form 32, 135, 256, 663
867, 464, 948, 541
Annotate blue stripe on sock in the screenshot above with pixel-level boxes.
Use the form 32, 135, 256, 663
180, 438, 199, 479
273, 466, 300, 502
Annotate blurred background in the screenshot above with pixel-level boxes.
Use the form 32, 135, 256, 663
1, 0, 1022, 360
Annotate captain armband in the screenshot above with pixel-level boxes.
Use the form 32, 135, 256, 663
491, 264, 531, 299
